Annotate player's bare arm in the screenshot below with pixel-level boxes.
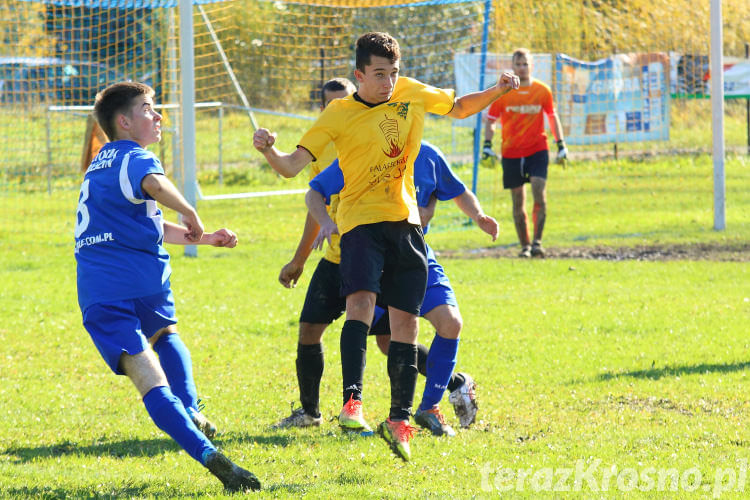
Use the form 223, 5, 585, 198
548, 112, 568, 165
304, 189, 338, 251
279, 212, 321, 288
142, 173, 203, 242
253, 128, 313, 178
163, 223, 237, 247
453, 190, 499, 241
447, 71, 520, 119
418, 195, 438, 228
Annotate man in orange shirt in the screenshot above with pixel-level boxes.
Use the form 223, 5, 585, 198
484, 48, 567, 258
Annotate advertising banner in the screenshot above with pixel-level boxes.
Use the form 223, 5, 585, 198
555, 53, 670, 144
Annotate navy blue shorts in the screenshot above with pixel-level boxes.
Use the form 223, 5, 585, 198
299, 258, 346, 324
82, 289, 177, 375
369, 244, 457, 335
501, 149, 549, 189
339, 220, 427, 316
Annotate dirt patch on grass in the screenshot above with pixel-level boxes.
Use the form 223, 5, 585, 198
437, 242, 750, 262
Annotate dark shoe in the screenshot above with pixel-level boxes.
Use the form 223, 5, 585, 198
414, 406, 456, 437
273, 406, 322, 429
205, 451, 261, 492
518, 246, 532, 258
531, 241, 545, 258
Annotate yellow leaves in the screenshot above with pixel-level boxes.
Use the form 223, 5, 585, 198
492, 0, 748, 58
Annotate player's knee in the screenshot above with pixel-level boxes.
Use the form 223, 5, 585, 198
440, 316, 463, 339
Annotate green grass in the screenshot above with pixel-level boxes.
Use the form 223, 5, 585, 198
1, 156, 749, 498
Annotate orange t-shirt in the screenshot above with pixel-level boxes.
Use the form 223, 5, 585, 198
486, 79, 555, 159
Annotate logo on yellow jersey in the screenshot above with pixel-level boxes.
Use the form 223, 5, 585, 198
379, 114, 403, 158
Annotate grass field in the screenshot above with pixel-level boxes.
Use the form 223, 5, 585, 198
1, 155, 749, 498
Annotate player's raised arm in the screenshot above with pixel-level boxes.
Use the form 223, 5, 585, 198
253, 128, 313, 178
453, 189, 499, 241
447, 71, 519, 119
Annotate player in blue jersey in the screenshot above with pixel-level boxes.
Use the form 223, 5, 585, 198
75, 82, 259, 492
307, 140, 498, 436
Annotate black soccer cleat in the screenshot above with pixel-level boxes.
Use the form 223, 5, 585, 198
205, 451, 261, 492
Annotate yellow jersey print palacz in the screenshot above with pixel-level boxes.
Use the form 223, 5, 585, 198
298, 76, 455, 235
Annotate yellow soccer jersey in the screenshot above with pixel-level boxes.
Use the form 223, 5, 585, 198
298, 76, 455, 235
309, 142, 341, 264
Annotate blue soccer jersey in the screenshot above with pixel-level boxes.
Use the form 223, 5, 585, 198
75, 140, 171, 310
309, 140, 466, 234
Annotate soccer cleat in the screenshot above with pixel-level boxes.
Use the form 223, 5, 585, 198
414, 406, 456, 437
518, 246, 532, 258
187, 405, 217, 440
338, 394, 372, 432
448, 372, 478, 428
272, 405, 322, 429
531, 241, 545, 258
378, 418, 417, 461
205, 451, 261, 492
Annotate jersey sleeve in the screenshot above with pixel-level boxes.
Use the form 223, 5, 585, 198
309, 160, 344, 205
432, 148, 466, 201
125, 150, 164, 201
486, 98, 502, 122
410, 77, 456, 115
298, 104, 340, 161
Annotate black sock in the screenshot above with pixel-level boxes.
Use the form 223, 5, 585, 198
296, 343, 324, 418
340, 320, 368, 404
416, 343, 428, 377
447, 372, 466, 393
387, 341, 418, 421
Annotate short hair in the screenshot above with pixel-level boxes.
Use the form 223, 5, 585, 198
512, 48, 532, 63
94, 81, 154, 140
321, 77, 356, 106
355, 32, 401, 72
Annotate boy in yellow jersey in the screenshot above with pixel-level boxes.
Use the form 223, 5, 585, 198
274, 78, 357, 430
483, 48, 567, 258
254, 32, 518, 461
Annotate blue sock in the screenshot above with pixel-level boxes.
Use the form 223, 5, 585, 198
153, 333, 198, 411
418, 334, 459, 411
142, 386, 215, 465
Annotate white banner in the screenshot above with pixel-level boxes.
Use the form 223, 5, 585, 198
669, 54, 750, 98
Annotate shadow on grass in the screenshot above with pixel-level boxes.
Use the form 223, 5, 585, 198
3, 432, 331, 464
3, 437, 178, 463
596, 360, 750, 382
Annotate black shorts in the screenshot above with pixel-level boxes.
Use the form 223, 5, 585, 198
501, 149, 549, 189
339, 220, 428, 316
299, 258, 346, 324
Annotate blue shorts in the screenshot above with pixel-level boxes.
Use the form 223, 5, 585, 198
82, 290, 177, 375
501, 149, 549, 189
370, 244, 457, 335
